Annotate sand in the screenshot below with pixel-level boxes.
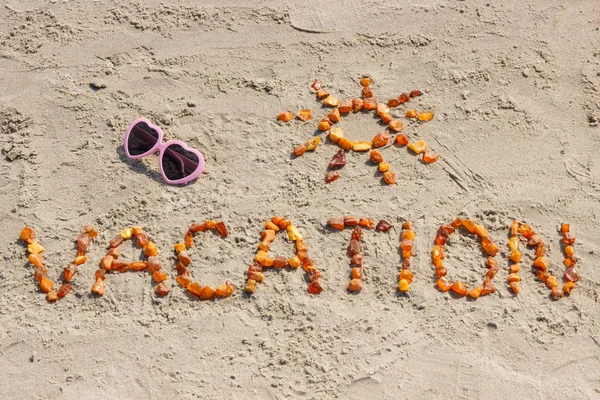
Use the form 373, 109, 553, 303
1, 0, 600, 398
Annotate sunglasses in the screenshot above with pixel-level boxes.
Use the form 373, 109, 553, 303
123, 118, 205, 185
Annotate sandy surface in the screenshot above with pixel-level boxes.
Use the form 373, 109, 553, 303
1, 0, 600, 398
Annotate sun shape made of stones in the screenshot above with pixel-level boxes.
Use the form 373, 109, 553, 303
277, 77, 439, 185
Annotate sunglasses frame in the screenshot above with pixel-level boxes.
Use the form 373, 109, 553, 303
123, 118, 205, 185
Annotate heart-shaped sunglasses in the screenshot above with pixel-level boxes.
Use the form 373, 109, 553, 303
123, 118, 205, 185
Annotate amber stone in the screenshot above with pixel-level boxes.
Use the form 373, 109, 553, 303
350, 254, 363, 266
352, 98, 364, 112
378, 103, 394, 118
545, 275, 559, 289
564, 266, 580, 282
436, 278, 452, 292
247, 271, 265, 284
564, 245, 575, 257
402, 230, 416, 241
184, 231, 194, 248
398, 93, 410, 103
375, 220, 392, 232
178, 251, 192, 266
77, 234, 92, 255
323, 96, 340, 107
144, 241, 159, 257
400, 239, 413, 251
507, 273, 520, 283
318, 119, 331, 132
147, 256, 162, 272
198, 285, 215, 300
34, 266, 48, 282
308, 281, 323, 294
296, 109, 313, 121
481, 279, 496, 295
20, 226, 36, 244
535, 269, 549, 282
509, 281, 520, 294
362, 86, 373, 98
73, 255, 87, 266
328, 149, 347, 169
100, 255, 114, 271
273, 256, 288, 269
83, 225, 98, 238
550, 286, 563, 300
562, 233, 576, 245
214, 284, 228, 298
153, 282, 169, 296
348, 278, 363, 292
312, 79, 322, 90
422, 150, 439, 164
519, 224, 535, 239
95, 269, 106, 280
533, 257, 548, 271
402, 221, 413, 230
450, 218, 462, 228
405, 109, 417, 118
352, 141, 372, 152
136, 232, 150, 247
212, 221, 227, 238
563, 281, 576, 295
388, 98, 400, 108
381, 113, 393, 125
328, 108, 341, 123
451, 281, 468, 296
316, 89, 329, 100
344, 215, 358, 227
351, 226, 362, 240
107, 246, 120, 259
469, 286, 482, 299
307, 267, 321, 283
402, 259, 411, 269
432, 245, 444, 260
109, 235, 123, 248
130, 262, 147, 271
561, 223, 570, 234
349, 239, 362, 257
56, 283, 72, 298
395, 134, 409, 146
351, 267, 362, 280
339, 100, 352, 114
338, 138, 353, 151
28, 253, 44, 268
152, 270, 167, 283
527, 234, 542, 247
383, 172, 396, 185
63, 265, 77, 282
399, 269, 414, 283
417, 111, 434, 122
408, 140, 427, 154
245, 279, 257, 294
277, 112, 293, 122
483, 242, 499, 257
328, 217, 345, 231
45, 291, 58, 302
91, 278, 104, 296
363, 98, 377, 110
372, 132, 390, 148
360, 77, 372, 87
325, 171, 340, 184
187, 282, 203, 297
435, 232, 448, 246
378, 162, 390, 173
388, 120, 403, 132
510, 264, 521, 273
288, 256, 301, 268
435, 267, 447, 278
398, 279, 410, 292
359, 218, 375, 229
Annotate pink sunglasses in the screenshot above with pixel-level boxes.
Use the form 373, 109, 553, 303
123, 118, 205, 185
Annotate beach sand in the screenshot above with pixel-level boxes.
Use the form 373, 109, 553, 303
1, 0, 600, 398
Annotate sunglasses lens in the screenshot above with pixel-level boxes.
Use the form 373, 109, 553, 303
128, 122, 159, 156
162, 144, 200, 181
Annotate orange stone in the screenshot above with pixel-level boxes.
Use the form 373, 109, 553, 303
363, 98, 377, 110
372, 132, 390, 148
388, 120, 403, 132
348, 278, 363, 292
360, 77, 372, 87
91, 277, 104, 296
323, 96, 340, 107
369, 150, 383, 163
417, 111, 434, 121
408, 140, 427, 154
20, 226, 36, 244
296, 109, 313, 121
422, 150, 439, 164
395, 134, 409, 146
316, 89, 329, 100
362, 86, 373, 98
405, 109, 417, 118
383, 171, 396, 185
451, 281, 468, 296
436, 278, 452, 292
328, 108, 341, 123
398, 93, 410, 103
337, 138, 353, 151
318, 119, 331, 132
352, 98, 364, 112
277, 112, 293, 122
